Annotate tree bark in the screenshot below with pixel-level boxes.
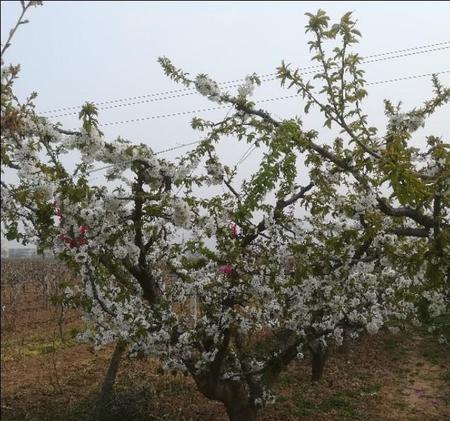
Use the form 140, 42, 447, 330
98, 340, 127, 407
309, 341, 328, 382
194, 373, 259, 421
225, 401, 258, 421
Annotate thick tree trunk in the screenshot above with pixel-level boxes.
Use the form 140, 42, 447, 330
225, 401, 258, 421
98, 340, 127, 406
309, 341, 328, 382
194, 373, 259, 421
338, 328, 350, 356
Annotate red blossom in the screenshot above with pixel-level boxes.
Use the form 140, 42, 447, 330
59, 234, 71, 243
55, 207, 64, 221
229, 223, 239, 238
59, 234, 77, 248
79, 225, 89, 235
218, 264, 234, 277
77, 237, 87, 246
59, 230, 88, 249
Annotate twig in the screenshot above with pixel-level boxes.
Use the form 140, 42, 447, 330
1, 1, 38, 57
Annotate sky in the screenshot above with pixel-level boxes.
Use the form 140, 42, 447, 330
1, 0, 449, 248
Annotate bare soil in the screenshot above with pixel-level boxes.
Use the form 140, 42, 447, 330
1, 261, 449, 420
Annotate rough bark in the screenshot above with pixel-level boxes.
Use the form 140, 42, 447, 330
309, 341, 328, 382
98, 340, 127, 407
338, 329, 351, 356
193, 372, 259, 421
225, 400, 258, 421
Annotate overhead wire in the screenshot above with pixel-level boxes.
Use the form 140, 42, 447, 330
65, 70, 449, 130
41, 41, 450, 118
84, 68, 450, 178
7, 68, 445, 184
235, 144, 257, 167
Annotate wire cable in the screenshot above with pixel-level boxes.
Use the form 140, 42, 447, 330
66, 70, 448, 130
235, 144, 257, 167
26, 68, 446, 182
45, 44, 450, 119
41, 41, 450, 117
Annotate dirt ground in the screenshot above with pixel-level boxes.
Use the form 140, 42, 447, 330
1, 261, 449, 420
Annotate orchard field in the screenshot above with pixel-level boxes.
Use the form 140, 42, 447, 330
1, 260, 449, 421
2, 4, 450, 421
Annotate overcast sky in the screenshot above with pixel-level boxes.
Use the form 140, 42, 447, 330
1, 1, 449, 248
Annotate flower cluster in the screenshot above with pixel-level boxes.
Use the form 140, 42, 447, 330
205, 159, 224, 185
237, 75, 256, 98
172, 197, 192, 229
195, 74, 221, 102
388, 112, 425, 133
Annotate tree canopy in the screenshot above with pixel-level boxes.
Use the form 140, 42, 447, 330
1, 5, 449, 420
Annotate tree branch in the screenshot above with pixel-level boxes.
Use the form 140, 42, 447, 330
377, 198, 434, 228
1, 1, 33, 57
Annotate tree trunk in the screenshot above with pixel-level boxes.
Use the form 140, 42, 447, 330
194, 374, 259, 421
98, 340, 127, 406
225, 401, 258, 421
310, 341, 328, 382
338, 328, 350, 356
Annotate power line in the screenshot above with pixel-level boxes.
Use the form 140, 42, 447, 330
4, 66, 440, 190
155, 139, 203, 155
70, 70, 448, 130
85, 106, 234, 179
85, 139, 204, 176
88, 131, 253, 179
41, 41, 450, 117
236, 144, 257, 167
82, 69, 449, 179
97, 104, 228, 128
46, 44, 450, 120
172, 105, 235, 196
366, 72, 449, 86
243, 45, 450, 85
31, 138, 205, 186
46, 44, 450, 119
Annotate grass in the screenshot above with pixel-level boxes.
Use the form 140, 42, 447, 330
420, 347, 443, 365
360, 382, 382, 395
292, 393, 318, 417
319, 390, 359, 418
381, 336, 408, 362
3, 333, 449, 421
392, 399, 408, 410
291, 388, 361, 418
440, 371, 450, 383
2, 336, 78, 360
4, 386, 164, 421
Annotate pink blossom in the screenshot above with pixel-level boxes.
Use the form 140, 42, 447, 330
218, 264, 233, 277
229, 223, 239, 238
79, 225, 89, 235
59, 232, 88, 249
59, 234, 77, 248
54, 204, 64, 221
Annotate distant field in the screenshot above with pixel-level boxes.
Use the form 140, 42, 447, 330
1, 260, 449, 420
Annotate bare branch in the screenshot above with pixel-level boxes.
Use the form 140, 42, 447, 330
377, 198, 434, 229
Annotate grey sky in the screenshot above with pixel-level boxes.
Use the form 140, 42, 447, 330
1, 1, 449, 248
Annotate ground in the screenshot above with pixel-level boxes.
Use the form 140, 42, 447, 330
1, 262, 449, 420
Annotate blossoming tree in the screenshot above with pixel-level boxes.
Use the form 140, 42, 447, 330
158, 8, 449, 415
2, 5, 449, 421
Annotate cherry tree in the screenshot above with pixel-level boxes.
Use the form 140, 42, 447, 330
2, 6, 449, 421
156, 8, 449, 415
